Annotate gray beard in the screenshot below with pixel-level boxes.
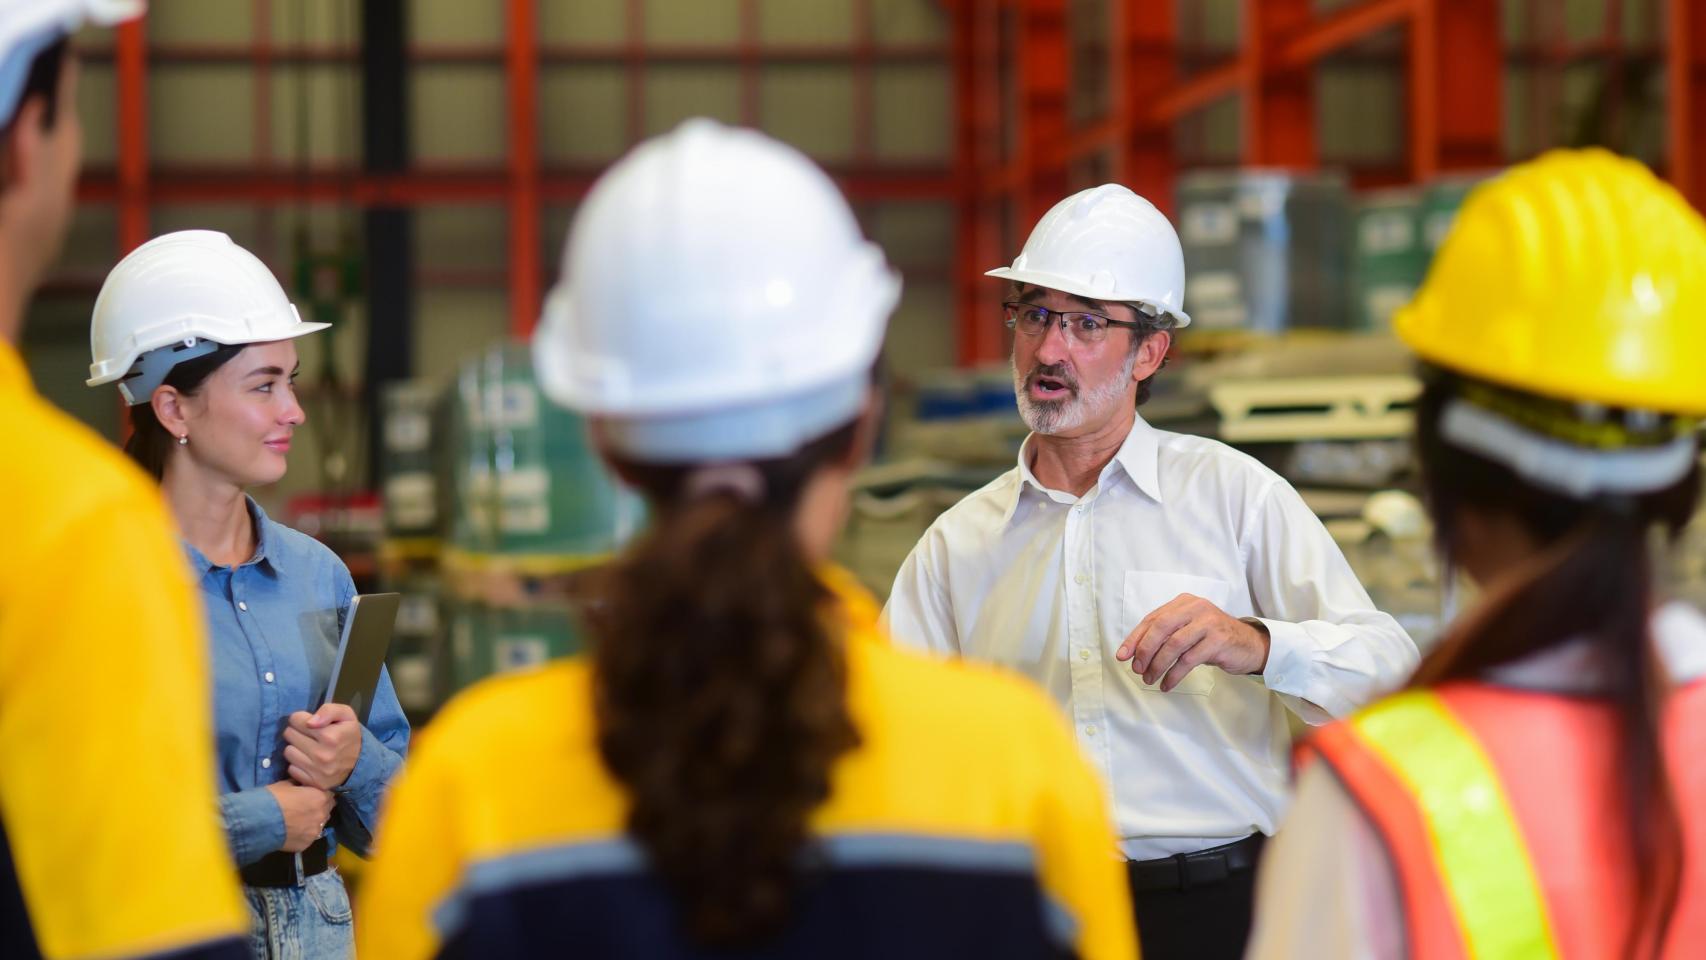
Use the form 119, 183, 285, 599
1012, 349, 1139, 435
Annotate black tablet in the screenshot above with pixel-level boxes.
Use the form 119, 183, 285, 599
323, 592, 401, 725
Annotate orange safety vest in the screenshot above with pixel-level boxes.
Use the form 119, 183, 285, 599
1303, 679, 1706, 958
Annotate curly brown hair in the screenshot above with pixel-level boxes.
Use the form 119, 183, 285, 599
588, 418, 865, 947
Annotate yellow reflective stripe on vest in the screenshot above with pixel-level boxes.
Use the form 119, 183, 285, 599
1351, 691, 1561, 959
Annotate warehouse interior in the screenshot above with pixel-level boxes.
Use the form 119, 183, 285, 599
22, 0, 1706, 718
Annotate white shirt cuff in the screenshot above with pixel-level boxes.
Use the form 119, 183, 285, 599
1255, 617, 1338, 723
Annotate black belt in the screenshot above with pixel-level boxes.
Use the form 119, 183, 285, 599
1127, 834, 1264, 893
240, 838, 329, 888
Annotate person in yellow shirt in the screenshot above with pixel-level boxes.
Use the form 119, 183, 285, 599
0, 2, 247, 958
358, 119, 1138, 960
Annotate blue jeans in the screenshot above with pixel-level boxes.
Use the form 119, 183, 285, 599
244, 867, 355, 959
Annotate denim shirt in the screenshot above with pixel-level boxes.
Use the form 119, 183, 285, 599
187, 498, 410, 867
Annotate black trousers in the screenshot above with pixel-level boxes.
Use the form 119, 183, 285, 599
1129, 859, 1260, 960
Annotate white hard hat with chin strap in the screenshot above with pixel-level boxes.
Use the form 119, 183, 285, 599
987, 183, 1192, 328
533, 119, 899, 463
86, 230, 329, 405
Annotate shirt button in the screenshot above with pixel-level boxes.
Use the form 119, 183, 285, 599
263, 672, 275, 683
260, 758, 272, 769
1076, 505, 1086, 514
1079, 649, 1091, 661
238, 601, 249, 611
1073, 573, 1087, 586
1084, 725, 1098, 737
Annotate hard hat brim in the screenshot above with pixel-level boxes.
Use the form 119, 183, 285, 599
985, 265, 1192, 328
85, 321, 332, 390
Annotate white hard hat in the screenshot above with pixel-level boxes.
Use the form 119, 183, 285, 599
87, 230, 329, 405
0, 0, 143, 122
533, 119, 900, 462
987, 183, 1192, 328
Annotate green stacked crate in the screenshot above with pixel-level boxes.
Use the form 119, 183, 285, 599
482, 341, 643, 558
1420, 174, 1493, 259
379, 381, 440, 540
447, 356, 498, 554
385, 582, 444, 717
435, 353, 496, 696
442, 591, 585, 692
1349, 188, 1426, 331
1178, 170, 1352, 333
489, 603, 583, 671
445, 597, 492, 694
437, 340, 643, 693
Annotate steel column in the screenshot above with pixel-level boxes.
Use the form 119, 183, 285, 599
505, 0, 541, 336
1016, 0, 1069, 226
115, 15, 149, 253
1244, 0, 1316, 168
1412, 0, 1501, 179
1122, 0, 1176, 217
1669, 0, 1706, 203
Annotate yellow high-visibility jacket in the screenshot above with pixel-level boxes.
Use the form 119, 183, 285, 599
360, 568, 1138, 960
0, 341, 246, 958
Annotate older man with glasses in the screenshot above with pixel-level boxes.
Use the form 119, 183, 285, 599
883, 184, 1418, 960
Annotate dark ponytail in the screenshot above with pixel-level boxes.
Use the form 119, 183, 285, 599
1412, 369, 1701, 956
588, 419, 864, 947
122, 343, 244, 480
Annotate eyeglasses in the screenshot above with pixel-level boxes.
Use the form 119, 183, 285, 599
1003, 301, 1147, 345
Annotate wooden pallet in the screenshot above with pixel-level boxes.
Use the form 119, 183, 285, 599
1209, 374, 1420, 442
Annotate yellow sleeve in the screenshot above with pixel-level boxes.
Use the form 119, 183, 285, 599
357, 715, 465, 960
0, 495, 246, 958
1023, 694, 1140, 960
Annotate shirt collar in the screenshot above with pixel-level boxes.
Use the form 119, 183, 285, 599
182, 496, 283, 575
999, 414, 1164, 525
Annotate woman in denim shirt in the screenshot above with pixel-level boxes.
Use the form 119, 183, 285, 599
87, 231, 410, 959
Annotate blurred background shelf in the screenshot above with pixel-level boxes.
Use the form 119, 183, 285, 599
20, 0, 1706, 699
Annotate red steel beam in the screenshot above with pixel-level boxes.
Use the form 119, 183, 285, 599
1061, 116, 1121, 164
738, 0, 759, 126
1278, 0, 1414, 67
505, 0, 541, 337
1504, 38, 1662, 65
951, 0, 1004, 365
112, 14, 148, 438
1408, 0, 1439, 181
1413, 0, 1501, 179
253, 0, 276, 267
852, 0, 874, 164
78, 41, 948, 66
1016, 0, 1069, 226
115, 15, 149, 253
1122, 0, 1176, 218
625, 0, 644, 144
1669, 0, 1706, 204
1244, 0, 1316, 168
76, 167, 956, 206
1148, 60, 1244, 124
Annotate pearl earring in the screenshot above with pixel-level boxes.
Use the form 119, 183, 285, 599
177, 435, 189, 446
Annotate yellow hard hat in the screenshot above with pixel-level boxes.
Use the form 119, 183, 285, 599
1395, 148, 1706, 416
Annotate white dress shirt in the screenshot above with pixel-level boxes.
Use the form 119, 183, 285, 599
882, 414, 1419, 860
1245, 602, 1706, 959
